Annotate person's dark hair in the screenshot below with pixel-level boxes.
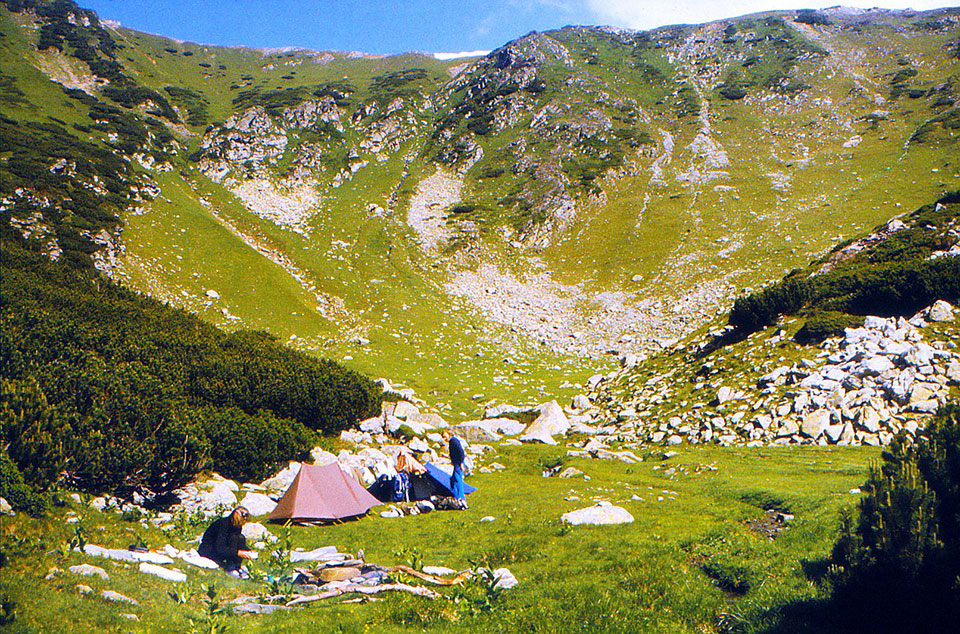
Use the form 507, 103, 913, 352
230, 506, 250, 527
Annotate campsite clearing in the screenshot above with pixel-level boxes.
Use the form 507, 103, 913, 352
2, 443, 876, 633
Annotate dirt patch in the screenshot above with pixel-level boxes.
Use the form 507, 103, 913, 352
744, 509, 793, 539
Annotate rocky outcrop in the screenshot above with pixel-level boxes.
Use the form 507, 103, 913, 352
595, 304, 958, 449
200, 106, 288, 166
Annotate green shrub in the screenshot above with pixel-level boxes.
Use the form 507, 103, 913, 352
0, 450, 45, 516
0, 240, 380, 495
795, 311, 863, 344
0, 377, 68, 491
727, 192, 960, 338
202, 408, 314, 482
827, 405, 960, 633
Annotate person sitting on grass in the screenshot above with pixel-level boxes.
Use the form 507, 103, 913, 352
198, 506, 257, 577
442, 430, 468, 509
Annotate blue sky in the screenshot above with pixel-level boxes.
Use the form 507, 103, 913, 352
84, 1, 957, 55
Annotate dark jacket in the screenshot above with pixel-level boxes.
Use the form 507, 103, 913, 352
198, 516, 248, 569
449, 436, 465, 468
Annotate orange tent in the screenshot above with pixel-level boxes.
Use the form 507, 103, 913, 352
267, 463, 381, 523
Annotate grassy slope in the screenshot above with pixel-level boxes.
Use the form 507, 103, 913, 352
2, 444, 876, 633
5, 8, 954, 414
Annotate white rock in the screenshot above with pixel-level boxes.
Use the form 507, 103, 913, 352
0, 497, 13, 516
860, 356, 894, 376
260, 462, 301, 493
310, 447, 338, 466
177, 549, 219, 569
561, 503, 634, 526
926, 300, 954, 322
455, 422, 502, 443
139, 562, 186, 582
242, 522, 276, 543
358, 417, 384, 433
393, 401, 421, 421
492, 567, 518, 590
101, 590, 139, 605
408, 437, 430, 453
571, 395, 593, 410
801, 410, 831, 438
477, 418, 525, 436
423, 566, 457, 576
240, 493, 277, 517
289, 546, 344, 563
716, 386, 733, 404
205, 289, 220, 299
520, 401, 569, 445
480, 516, 495, 522
69, 564, 109, 579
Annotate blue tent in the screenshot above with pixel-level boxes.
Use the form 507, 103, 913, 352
368, 462, 476, 503
423, 462, 477, 497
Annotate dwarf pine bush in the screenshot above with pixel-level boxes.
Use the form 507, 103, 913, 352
827, 404, 960, 632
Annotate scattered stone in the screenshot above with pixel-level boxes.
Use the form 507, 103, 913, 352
422, 566, 457, 576
139, 562, 187, 582
101, 590, 139, 606
242, 522, 276, 544
319, 567, 362, 583
561, 502, 634, 526
76, 584, 93, 595
0, 497, 12, 516
240, 492, 277, 517
492, 567, 518, 590
69, 564, 109, 580
480, 516, 495, 522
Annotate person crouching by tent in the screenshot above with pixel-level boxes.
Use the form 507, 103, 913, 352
442, 430, 468, 508
198, 506, 257, 577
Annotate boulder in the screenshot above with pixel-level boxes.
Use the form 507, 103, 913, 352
860, 357, 894, 376
392, 401, 421, 421
0, 497, 12, 516
261, 462, 302, 493
561, 502, 634, 526
477, 418, 526, 436
946, 360, 960, 385
101, 590, 138, 605
858, 406, 882, 433
801, 410, 831, 438
310, 447, 338, 466
926, 300, 955, 322
408, 437, 430, 453
519, 401, 569, 445
422, 565, 456, 576
69, 564, 109, 580
358, 417, 384, 433
824, 424, 845, 444
455, 423, 502, 443
242, 522, 276, 544
492, 567, 518, 590
240, 493, 277, 517
177, 549, 219, 570
716, 386, 733, 404
571, 395, 593, 410
139, 562, 186, 583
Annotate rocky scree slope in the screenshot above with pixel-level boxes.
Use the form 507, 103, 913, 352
586, 193, 960, 450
